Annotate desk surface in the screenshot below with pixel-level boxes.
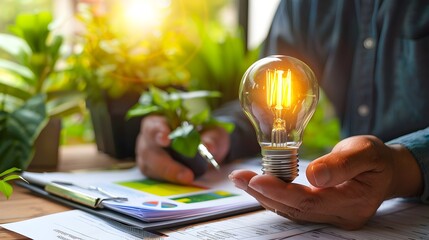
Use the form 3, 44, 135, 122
3, 146, 429, 239
0, 144, 135, 240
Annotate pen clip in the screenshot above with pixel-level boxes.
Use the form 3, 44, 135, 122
198, 143, 220, 171
51, 181, 128, 202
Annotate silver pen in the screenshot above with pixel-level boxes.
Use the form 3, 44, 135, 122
198, 143, 220, 171
51, 181, 128, 202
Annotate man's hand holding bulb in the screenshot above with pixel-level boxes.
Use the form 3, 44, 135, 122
229, 135, 422, 230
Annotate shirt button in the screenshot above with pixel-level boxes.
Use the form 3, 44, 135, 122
363, 37, 375, 49
358, 105, 370, 117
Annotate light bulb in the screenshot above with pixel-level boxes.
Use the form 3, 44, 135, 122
239, 55, 319, 182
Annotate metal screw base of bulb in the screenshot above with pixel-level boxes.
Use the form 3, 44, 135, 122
261, 147, 299, 183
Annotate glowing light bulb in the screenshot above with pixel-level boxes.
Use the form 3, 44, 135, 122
239, 55, 319, 182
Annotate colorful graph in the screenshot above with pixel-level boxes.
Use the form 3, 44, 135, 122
142, 200, 178, 208
172, 191, 238, 204
116, 179, 206, 197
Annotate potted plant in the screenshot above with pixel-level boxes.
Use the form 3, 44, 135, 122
127, 86, 234, 176
73, 1, 260, 160
72, 2, 191, 159
0, 11, 83, 171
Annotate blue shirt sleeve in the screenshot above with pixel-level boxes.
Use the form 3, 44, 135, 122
387, 127, 429, 203
262, 0, 429, 203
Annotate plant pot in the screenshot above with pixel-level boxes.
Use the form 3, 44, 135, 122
87, 91, 142, 159
28, 118, 61, 171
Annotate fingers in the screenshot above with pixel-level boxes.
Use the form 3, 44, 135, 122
136, 116, 231, 183
229, 169, 258, 190
136, 115, 194, 184
200, 127, 230, 164
307, 136, 387, 187
229, 170, 374, 229
230, 171, 318, 215
229, 171, 337, 225
228, 136, 395, 230
136, 143, 194, 184
140, 115, 171, 147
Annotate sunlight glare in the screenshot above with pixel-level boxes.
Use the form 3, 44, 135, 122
124, 0, 170, 31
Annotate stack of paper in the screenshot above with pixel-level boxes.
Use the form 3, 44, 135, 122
23, 160, 267, 222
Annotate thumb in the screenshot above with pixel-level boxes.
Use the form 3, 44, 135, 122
306, 148, 378, 188
201, 127, 230, 164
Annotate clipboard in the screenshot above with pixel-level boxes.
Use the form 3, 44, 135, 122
16, 176, 263, 231
17, 180, 262, 231
44, 182, 128, 208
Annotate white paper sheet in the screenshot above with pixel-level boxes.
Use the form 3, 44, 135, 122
163, 198, 427, 240
1, 210, 162, 240
164, 210, 324, 240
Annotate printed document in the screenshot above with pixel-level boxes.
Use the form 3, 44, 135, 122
22, 160, 269, 222
163, 198, 428, 240
1, 210, 161, 240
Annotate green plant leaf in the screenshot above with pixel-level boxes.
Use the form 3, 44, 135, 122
0, 33, 32, 57
169, 123, 194, 139
150, 86, 169, 110
126, 105, 160, 119
169, 124, 200, 158
2, 174, 25, 182
169, 90, 221, 101
128, 86, 235, 158
48, 104, 82, 119
45, 90, 83, 101
0, 181, 13, 199
10, 11, 52, 53
0, 59, 35, 80
138, 92, 153, 105
47, 35, 63, 66
46, 90, 84, 118
0, 167, 21, 178
0, 82, 32, 101
190, 109, 210, 126
168, 96, 182, 112
1, 11, 81, 120
0, 94, 48, 172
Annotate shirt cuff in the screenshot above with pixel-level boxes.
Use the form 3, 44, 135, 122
387, 127, 429, 203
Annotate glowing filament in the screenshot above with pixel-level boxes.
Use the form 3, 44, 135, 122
266, 69, 292, 110
266, 69, 293, 147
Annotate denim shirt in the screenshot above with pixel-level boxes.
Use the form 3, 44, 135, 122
222, 0, 429, 202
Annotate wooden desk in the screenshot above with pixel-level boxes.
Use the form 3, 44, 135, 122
0, 145, 135, 240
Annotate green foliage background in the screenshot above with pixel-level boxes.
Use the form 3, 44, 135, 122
0, 0, 340, 160
301, 91, 340, 159
0, 0, 51, 32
